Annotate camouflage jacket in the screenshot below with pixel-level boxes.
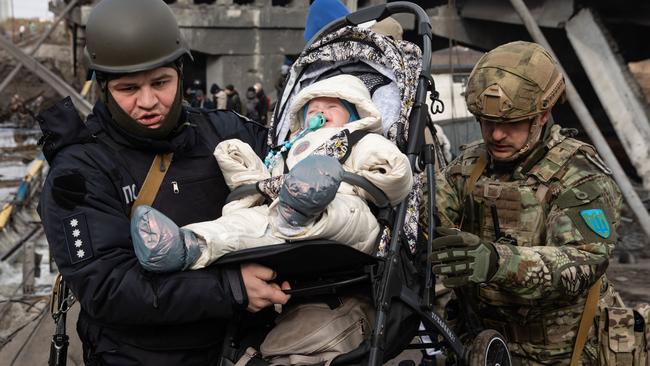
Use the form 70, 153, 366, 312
435, 125, 622, 363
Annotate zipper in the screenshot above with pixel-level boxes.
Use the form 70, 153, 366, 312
172, 181, 179, 194
312, 319, 365, 354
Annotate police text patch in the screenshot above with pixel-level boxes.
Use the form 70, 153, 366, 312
62, 213, 94, 264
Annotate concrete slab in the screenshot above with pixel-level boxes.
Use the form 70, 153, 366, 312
567, 8, 650, 190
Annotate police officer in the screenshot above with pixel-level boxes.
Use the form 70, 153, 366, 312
37, 0, 289, 364
432, 41, 622, 364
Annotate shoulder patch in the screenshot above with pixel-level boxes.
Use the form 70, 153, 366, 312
580, 208, 611, 239
62, 213, 94, 264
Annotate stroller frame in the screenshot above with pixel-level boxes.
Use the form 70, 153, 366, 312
218, 3, 510, 365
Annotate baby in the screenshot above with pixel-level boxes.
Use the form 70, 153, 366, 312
131, 74, 412, 363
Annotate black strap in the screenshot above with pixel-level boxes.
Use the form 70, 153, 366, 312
338, 129, 369, 164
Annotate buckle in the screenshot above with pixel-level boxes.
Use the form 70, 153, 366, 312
483, 182, 502, 200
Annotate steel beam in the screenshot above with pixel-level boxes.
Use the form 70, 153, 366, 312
461, 0, 574, 28
0, 34, 92, 116
427, 6, 529, 51
566, 8, 650, 190
509, 0, 650, 241
0, 0, 80, 95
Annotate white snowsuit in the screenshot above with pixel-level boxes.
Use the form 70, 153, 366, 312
183, 75, 413, 269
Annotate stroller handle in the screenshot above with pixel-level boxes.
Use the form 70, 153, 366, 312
225, 171, 391, 208
309, 2, 432, 70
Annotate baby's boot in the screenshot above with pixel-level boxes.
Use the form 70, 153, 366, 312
131, 205, 201, 272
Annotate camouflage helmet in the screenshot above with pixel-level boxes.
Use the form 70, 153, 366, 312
85, 0, 191, 74
465, 41, 565, 122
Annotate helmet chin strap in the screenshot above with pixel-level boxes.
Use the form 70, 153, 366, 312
489, 113, 547, 164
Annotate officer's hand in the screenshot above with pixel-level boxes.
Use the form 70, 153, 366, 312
241, 263, 290, 313
430, 227, 498, 288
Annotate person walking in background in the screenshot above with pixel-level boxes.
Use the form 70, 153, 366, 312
225, 84, 242, 113
254, 82, 270, 125
245, 86, 262, 123
210, 83, 228, 109
190, 89, 215, 109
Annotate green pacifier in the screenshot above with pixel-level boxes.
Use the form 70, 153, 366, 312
307, 113, 326, 130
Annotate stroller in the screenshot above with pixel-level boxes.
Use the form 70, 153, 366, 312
216, 3, 512, 365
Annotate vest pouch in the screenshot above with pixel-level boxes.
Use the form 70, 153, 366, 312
634, 303, 650, 366
598, 305, 649, 366
260, 296, 374, 366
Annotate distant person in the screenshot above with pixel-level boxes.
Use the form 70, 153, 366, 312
254, 82, 270, 125
304, 0, 349, 42
210, 83, 227, 109
225, 84, 242, 113
191, 90, 215, 109
245, 86, 262, 122
274, 62, 291, 108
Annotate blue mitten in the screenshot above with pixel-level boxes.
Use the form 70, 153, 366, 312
131, 205, 201, 272
278, 154, 344, 226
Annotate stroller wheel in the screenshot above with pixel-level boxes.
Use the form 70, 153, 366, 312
467, 329, 512, 366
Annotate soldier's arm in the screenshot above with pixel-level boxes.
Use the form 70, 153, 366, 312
489, 174, 622, 299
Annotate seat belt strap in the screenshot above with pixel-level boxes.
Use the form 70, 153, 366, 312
570, 277, 602, 366
458, 152, 487, 230
463, 152, 488, 199
130, 152, 174, 218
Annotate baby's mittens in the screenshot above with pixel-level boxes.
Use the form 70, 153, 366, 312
131, 205, 201, 272
277, 154, 344, 226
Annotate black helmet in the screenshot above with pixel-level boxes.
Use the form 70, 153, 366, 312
85, 0, 192, 74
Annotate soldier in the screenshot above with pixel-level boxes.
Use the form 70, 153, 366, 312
432, 41, 623, 364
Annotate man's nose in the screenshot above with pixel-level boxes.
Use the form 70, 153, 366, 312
491, 124, 508, 141
137, 87, 157, 109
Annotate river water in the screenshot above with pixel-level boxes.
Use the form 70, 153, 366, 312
0, 125, 54, 300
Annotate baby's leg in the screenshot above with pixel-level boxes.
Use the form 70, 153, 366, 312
131, 205, 202, 272
183, 205, 283, 269
271, 192, 380, 254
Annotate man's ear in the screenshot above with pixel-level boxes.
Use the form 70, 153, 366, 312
539, 110, 551, 126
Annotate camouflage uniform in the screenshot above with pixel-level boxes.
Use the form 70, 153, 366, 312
435, 124, 622, 364
433, 41, 623, 365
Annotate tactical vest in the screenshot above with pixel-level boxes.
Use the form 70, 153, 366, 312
452, 128, 596, 247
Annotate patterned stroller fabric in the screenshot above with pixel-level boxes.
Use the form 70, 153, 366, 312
270, 26, 423, 146
269, 26, 425, 255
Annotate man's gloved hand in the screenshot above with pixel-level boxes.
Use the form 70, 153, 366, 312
430, 227, 499, 288
131, 205, 202, 272
277, 154, 344, 226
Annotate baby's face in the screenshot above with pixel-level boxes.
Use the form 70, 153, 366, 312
305, 97, 350, 128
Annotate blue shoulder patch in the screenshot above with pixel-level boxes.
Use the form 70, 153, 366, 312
580, 208, 610, 239
62, 213, 94, 264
